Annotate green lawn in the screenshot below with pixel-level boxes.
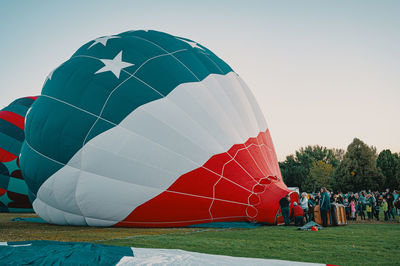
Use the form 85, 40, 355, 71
1, 213, 399, 265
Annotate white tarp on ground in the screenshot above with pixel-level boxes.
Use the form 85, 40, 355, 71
117, 247, 325, 266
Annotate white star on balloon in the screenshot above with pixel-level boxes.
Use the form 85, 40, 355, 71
95, 51, 134, 79
177, 38, 205, 51
88, 35, 120, 49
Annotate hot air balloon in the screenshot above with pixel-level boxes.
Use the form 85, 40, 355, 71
20, 30, 298, 227
0, 96, 37, 212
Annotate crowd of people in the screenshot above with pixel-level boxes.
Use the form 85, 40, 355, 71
279, 188, 400, 227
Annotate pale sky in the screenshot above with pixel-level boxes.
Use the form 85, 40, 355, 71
0, 0, 399, 161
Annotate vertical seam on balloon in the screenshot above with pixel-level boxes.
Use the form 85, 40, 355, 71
173, 76, 244, 145
255, 133, 275, 175
259, 135, 278, 176
264, 131, 280, 174
138, 107, 220, 164
226, 147, 262, 183
243, 143, 268, 177
208, 157, 235, 220
253, 134, 279, 178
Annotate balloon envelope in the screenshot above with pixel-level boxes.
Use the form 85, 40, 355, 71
0, 96, 37, 212
21, 30, 297, 226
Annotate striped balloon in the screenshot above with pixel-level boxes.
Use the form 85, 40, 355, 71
0, 96, 37, 212
20, 30, 297, 227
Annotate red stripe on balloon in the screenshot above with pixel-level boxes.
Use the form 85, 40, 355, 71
115, 129, 297, 227
0, 147, 18, 162
0, 111, 25, 130
26, 96, 38, 100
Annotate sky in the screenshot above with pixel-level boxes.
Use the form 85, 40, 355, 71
0, 0, 399, 161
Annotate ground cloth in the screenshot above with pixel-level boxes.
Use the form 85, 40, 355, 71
0, 240, 133, 265
10, 217, 47, 223
11, 218, 261, 228
188, 221, 261, 228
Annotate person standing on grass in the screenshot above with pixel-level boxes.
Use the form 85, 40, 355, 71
319, 187, 331, 227
279, 194, 291, 226
359, 192, 367, 220
299, 192, 309, 223
368, 193, 376, 218
394, 197, 400, 222
354, 193, 359, 220
374, 199, 380, 221
382, 198, 389, 221
343, 198, 350, 220
387, 194, 395, 220
308, 194, 316, 222
337, 193, 344, 204
357, 193, 366, 220
350, 200, 356, 221
393, 190, 399, 202
349, 192, 355, 203
366, 202, 373, 220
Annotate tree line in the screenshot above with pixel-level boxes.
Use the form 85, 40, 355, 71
279, 138, 400, 193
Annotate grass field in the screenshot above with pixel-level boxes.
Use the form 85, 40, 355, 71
1, 213, 400, 265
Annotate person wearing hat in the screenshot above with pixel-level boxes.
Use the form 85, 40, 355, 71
279, 194, 291, 225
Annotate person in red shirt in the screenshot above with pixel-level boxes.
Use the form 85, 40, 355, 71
292, 202, 305, 226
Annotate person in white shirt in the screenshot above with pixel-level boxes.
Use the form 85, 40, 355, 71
300, 192, 309, 222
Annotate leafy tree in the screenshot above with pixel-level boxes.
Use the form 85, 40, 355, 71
376, 149, 400, 190
279, 155, 307, 188
296, 145, 343, 168
302, 160, 334, 192
280, 145, 344, 191
335, 138, 385, 192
